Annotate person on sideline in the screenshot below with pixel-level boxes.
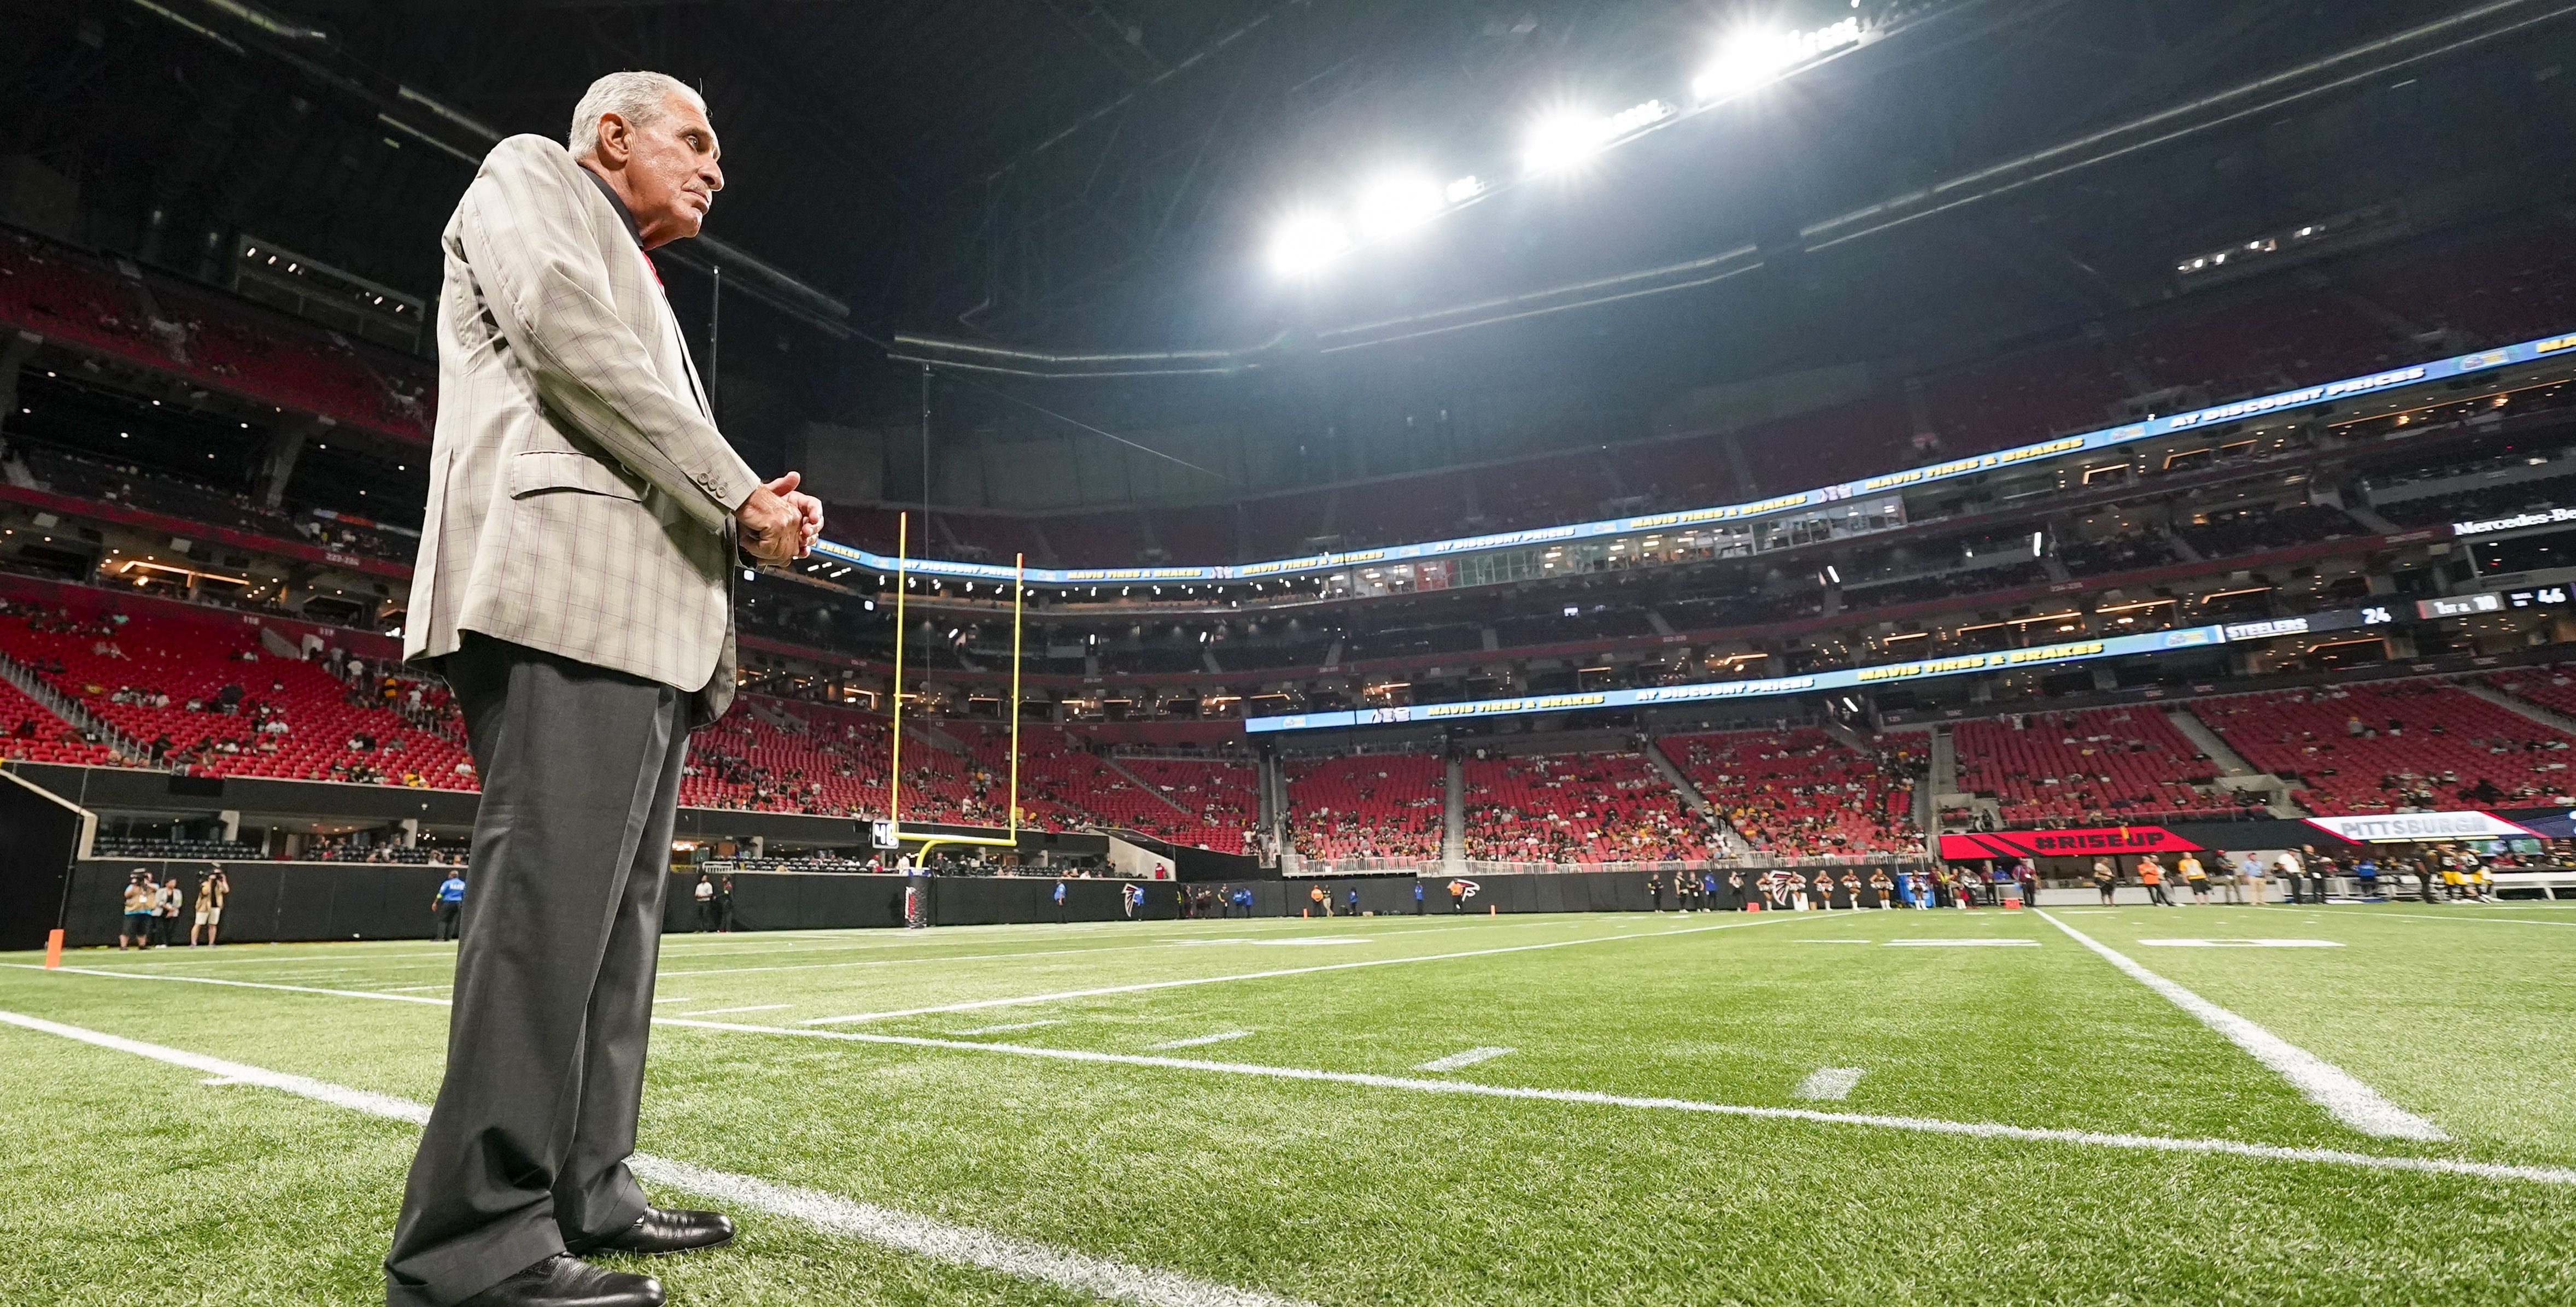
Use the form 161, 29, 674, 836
1869, 868, 1894, 910
120, 871, 157, 950
1310, 883, 1328, 917
2274, 847, 2305, 905
191, 865, 229, 946
2243, 852, 2268, 906
1054, 877, 1070, 922
694, 874, 718, 932
155, 871, 186, 947
2092, 857, 2117, 905
2139, 855, 2170, 906
432, 870, 467, 943
1414, 879, 1425, 915
384, 73, 823, 1307
2179, 852, 2209, 905
715, 876, 735, 932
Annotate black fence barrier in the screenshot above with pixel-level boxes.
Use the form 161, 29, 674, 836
62, 859, 455, 948
55, 863, 1902, 949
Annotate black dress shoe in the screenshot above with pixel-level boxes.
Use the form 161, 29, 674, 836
456, 1254, 663, 1307
579, 1207, 736, 1257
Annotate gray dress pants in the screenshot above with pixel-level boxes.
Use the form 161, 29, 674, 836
384, 635, 689, 1306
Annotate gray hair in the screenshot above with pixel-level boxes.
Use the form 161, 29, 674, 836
566, 71, 705, 159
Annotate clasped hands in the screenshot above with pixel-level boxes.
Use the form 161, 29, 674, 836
736, 470, 824, 564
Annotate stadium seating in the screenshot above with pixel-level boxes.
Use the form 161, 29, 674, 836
0, 675, 114, 765
1460, 751, 1705, 863
14, 444, 416, 562
1659, 726, 1927, 861
2489, 666, 2576, 722
1917, 336, 2126, 450
0, 606, 472, 786
0, 230, 431, 439
1117, 755, 1258, 853
2117, 285, 2397, 403
2188, 681, 2576, 814
1952, 707, 2243, 824
1657, 728, 1920, 856
1285, 752, 1444, 859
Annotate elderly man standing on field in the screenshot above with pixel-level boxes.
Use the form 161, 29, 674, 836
384, 72, 820, 1307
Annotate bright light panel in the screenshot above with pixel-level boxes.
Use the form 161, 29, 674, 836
1268, 213, 1353, 276
1694, 17, 1860, 101
1353, 173, 1445, 239
1521, 100, 1672, 175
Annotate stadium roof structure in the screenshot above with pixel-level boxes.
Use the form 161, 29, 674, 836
25, 1, 2576, 376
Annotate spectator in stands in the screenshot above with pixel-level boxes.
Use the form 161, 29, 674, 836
432, 870, 466, 942
383, 73, 826, 1307
190, 865, 228, 946
119, 871, 156, 950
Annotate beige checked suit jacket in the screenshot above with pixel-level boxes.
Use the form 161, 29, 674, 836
406, 134, 762, 725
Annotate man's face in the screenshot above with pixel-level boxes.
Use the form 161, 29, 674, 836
598, 92, 724, 248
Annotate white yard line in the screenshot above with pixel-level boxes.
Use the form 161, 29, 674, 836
0, 1011, 1315, 1307
956, 1020, 1063, 1035
651, 1016, 2573, 1188
1793, 1068, 1865, 1101
1149, 1031, 1253, 1050
1415, 1046, 1513, 1072
2034, 911, 2446, 1142
799, 916, 1800, 1025
688, 1004, 793, 1017
1886, 939, 2039, 947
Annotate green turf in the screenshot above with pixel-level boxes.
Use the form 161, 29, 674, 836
4, 903, 2573, 1304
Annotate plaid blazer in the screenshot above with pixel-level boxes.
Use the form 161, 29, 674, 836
406, 135, 761, 725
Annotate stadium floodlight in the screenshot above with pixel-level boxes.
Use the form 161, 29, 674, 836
1522, 100, 1672, 175
1268, 212, 1353, 276
1445, 175, 1485, 204
1354, 172, 1446, 240
1693, 16, 1861, 101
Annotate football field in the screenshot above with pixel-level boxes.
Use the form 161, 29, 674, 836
5, 900, 2574, 1304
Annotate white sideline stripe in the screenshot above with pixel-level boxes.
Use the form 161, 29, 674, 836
957, 1020, 1062, 1035
653, 1016, 2576, 1188
2376, 912, 2576, 928
0, 1011, 1315, 1307
689, 1004, 792, 1017
1150, 1030, 1252, 1050
2035, 911, 2446, 1142
1415, 1046, 1512, 1072
1794, 1068, 1865, 1101
628, 1156, 1312, 1307
1792, 940, 1873, 945
800, 916, 1796, 1025
651, 997, 696, 1004
3, 963, 449, 1005
1886, 939, 2038, 947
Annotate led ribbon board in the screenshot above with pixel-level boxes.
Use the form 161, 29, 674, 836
810, 330, 2573, 587
1242, 626, 2225, 733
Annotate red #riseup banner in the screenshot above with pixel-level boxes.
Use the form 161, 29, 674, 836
1939, 826, 2204, 860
